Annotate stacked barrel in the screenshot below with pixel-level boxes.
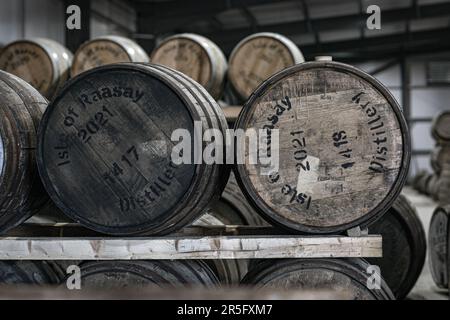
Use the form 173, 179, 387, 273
428, 205, 450, 292
0, 32, 424, 299
413, 111, 450, 204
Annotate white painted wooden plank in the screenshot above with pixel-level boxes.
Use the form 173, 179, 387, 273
0, 236, 382, 260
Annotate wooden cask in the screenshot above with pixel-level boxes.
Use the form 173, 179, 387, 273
432, 111, 450, 143
37, 63, 229, 235
210, 172, 267, 226
367, 194, 426, 299
72, 260, 219, 289
151, 33, 227, 99
415, 172, 433, 195
428, 174, 440, 201
71, 35, 149, 77
428, 205, 449, 289
430, 146, 450, 175
412, 170, 427, 192
0, 38, 73, 99
438, 163, 450, 205
242, 259, 394, 300
0, 70, 50, 234
234, 59, 410, 234
0, 261, 62, 285
228, 32, 304, 100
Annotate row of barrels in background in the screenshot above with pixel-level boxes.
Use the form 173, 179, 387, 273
0, 32, 303, 102
413, 111, 450, 204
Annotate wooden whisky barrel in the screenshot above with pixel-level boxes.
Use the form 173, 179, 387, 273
151, 33, 227, 99
194, 212, 249, 285
431, 147, 440, 173
73, 260, 219, 289
210, 172, 267, 226
367, 194, 426, 299
234, 59, 410, 234
242, 258, 394, 300
432, 111, 450, 143
428, 205, 449, 289
71, 35, 149, 76
428, 174, 440, 200
37, 63, 229, 235
438, 163, 450, 205
228, 32, 304, 100
0, 70, 50, 234
415, 172, 432, 195
0, 261, 62, 285
0, 38, 73, 98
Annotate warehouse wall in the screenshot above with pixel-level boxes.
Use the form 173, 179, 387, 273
0, 0, 137, 48
357, 55, 450, 179
0, 0, 65, 46
91, 0, 136, 38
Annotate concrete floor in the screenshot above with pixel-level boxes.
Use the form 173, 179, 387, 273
402, 187, 449, 300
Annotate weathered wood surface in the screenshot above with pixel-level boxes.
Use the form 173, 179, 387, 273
0, 235, 382, 260
367, 194, 426, 299
235, 60, 410, 234
438, 163, 450, 205
0, 285, 352, 300
0, 71, 50, 234
428, 174, 440, 201
228, 32, 304, 100
193, 173, 267, 284
71, 36, 149, 76
151, 33, 227, 99
37, 63, 229, 235
432, 111, 450, 143
74, 260, 219, 289
428, 205, 449, 289
242, 258, 394, 300
208, 172, 268, 226
0, 260, 63, 285
413, 171, 433, 195
430, 146, 450, 174
0, 38, 73, 98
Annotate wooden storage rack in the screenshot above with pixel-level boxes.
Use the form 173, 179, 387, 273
0, 223, 381, 260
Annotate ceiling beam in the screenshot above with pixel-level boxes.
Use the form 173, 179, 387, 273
203, 2, 450, 46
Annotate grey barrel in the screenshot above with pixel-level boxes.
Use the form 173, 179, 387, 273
0, 70, 50, 234
234, 59, 410, 234
367, 194, 426, 299
37, 63, 229, 235
242, 258, 395, 300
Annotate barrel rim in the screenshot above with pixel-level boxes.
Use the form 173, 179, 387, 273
0, 38, 56, 95
37, 62, 209, 235
234, 60, 411, 234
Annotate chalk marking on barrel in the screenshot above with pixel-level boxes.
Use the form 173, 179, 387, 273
296, 155, 319, 196
140, 139, 168, 157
